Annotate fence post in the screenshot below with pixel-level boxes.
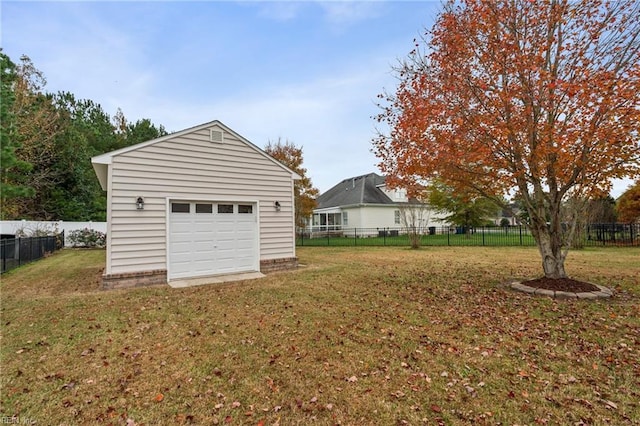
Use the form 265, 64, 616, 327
482, 226, 485, 246
354, 228, 357, 246
519, 226, 523, 246
447, 227, 450, 246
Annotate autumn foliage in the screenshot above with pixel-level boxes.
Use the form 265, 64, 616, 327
374, 0, 640, 278
616, 180, 640, 223
264, 138, 319, 228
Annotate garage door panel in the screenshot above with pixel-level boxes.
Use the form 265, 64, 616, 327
171, 226, 193, 236
169, 201, 258, 280
194, 222, 214, 232
193, 259, 215, 272
236, 231, 254, 240
194, 245, 215, 255
172, 241, 193, 253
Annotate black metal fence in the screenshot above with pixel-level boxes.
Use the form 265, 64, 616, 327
297, 224, 639, 247
0, 232, 64, 274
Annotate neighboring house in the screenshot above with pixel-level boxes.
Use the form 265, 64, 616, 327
494, 203, 523, 226
311, 173, 446, 235
92, 120, 300, 290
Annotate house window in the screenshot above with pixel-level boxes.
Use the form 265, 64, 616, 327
218, 204, 234, 213
195, 203, 213, 213
238, 204, 253, 214
342, 211, 348, 226
394, 210, 401, 224
312, 212, 342, 230
172, 203, 190, 213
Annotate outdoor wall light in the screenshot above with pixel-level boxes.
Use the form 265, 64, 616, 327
274, 201, 281, 212
136, 197, 144, 210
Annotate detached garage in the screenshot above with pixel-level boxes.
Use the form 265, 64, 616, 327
92, 120, 300, 290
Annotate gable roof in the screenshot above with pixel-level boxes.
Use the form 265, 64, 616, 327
91, 120, 300, 190
316, 173, 394, 209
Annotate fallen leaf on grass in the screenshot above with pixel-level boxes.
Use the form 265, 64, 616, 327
266, 377, 279, 392
154, 393, 164, 402
61, 382, 75, 390
391, 390, 406, 398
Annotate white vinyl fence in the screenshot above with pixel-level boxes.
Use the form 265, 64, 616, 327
0, 220, 107, 247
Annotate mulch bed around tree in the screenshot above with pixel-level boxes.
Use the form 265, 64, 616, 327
521, 277, 601, 293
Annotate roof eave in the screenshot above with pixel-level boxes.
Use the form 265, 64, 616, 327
315, 202, 400, 210
92, 162, 109, 191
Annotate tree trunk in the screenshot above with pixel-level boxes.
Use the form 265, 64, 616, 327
531, 222, 568, 279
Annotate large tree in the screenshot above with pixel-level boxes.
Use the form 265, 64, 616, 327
1, 52, 167, 221
3, 55, 64, 219
0, 51, 34, 216
617, 181, 640, 223
374, 0, 640, 279
264, 138, 318, 228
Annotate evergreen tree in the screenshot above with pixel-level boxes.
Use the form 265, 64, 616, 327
0, 51, 34, 218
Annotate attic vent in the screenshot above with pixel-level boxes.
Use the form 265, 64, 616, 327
210, 129, 224, 143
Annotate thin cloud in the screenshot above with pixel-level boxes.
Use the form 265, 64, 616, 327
254, 1, 304, 21
320, 1, 385, 26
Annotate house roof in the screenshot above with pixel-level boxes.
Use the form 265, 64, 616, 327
316, 173, 393, 209
91, 120, 301, 190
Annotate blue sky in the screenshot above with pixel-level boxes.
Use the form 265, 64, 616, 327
1, 1, 633, 197
2, 0, 440, 194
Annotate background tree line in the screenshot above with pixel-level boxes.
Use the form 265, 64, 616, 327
1, 51, 167, 221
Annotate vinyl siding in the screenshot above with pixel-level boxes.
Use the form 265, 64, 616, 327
106, 125, 295, 275
342, 205, 448, 230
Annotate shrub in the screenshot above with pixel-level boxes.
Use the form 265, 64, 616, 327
68, 228, 106, 248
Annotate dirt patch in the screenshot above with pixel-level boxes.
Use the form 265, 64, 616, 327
521, 277, 601, 293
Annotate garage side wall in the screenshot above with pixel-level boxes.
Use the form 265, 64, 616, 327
105, 125, 296, 283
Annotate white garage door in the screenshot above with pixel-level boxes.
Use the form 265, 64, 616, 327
169, 201, 258, 280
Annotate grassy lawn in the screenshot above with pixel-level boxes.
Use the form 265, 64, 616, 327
1, 247, 638, 425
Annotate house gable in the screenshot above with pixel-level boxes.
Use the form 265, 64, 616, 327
92, 120, 300, 191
